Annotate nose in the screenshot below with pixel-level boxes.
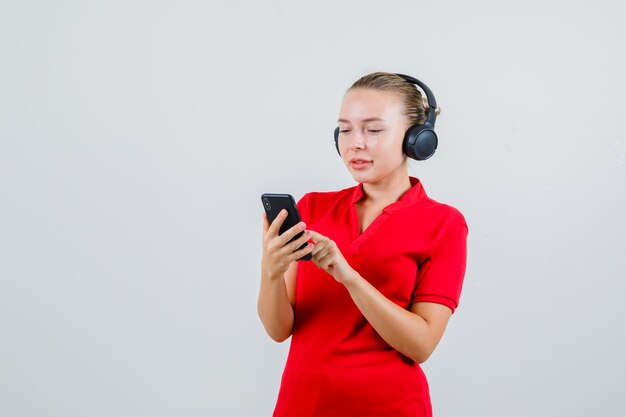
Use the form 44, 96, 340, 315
349, 131, 365, 151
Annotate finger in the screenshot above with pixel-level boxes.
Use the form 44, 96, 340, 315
287, 242, 314, 262
311, 247, 323, 260
262, 212, 269, 234
285, 230, 312, 253
310, 240, 327, 257
276, 231, 310, 260
307, 230, 325, 243
315, 251, 332, 269
277, 221, 307, 246
267, 209, 288, 237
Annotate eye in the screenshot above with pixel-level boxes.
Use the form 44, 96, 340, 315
367, 129, 382, 134
339, 129, 351, 134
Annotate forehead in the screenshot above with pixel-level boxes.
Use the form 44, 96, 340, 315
339, 88, 404, 122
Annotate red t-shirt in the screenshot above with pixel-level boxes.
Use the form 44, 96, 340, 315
273, 176, 468, 417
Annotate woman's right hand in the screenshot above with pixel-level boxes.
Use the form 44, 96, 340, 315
262, 209, 314, 279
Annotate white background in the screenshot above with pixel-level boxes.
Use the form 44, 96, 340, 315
1, 1, 625, 416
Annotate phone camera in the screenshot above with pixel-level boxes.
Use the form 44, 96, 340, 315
263, 198, 271, 210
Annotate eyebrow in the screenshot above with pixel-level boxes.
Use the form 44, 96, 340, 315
337, 117, 386, 123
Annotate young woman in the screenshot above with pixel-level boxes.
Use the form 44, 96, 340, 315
258, 72, 468, 417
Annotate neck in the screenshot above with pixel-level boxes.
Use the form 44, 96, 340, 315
360, 172, 412, 206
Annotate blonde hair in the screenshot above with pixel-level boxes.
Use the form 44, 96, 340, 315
348, 72, 441, 126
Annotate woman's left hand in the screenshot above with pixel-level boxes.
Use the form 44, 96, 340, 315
307, 230, 357, 286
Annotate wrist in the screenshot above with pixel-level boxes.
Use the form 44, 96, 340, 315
262, 267, 283, 282
341, 269, 362, 289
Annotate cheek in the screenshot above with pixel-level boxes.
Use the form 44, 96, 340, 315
378, 131, 406, 154
339, 142, 351, 158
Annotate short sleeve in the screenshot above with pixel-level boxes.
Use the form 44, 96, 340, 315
411, 222, 468, 313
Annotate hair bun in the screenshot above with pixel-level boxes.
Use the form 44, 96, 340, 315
421, 97, 441, 117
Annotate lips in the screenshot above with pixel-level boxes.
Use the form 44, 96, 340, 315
349, 158, 372, 170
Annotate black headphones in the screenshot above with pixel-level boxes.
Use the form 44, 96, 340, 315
333, 73, 438, 161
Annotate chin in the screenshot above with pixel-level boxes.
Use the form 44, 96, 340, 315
349, 169, 376, 184
349, 166, 406, 186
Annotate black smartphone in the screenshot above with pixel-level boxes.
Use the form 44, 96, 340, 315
261, 193, 312, 261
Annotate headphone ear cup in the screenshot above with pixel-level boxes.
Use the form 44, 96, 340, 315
333, 127, 341, 155
403, 124, 438, 160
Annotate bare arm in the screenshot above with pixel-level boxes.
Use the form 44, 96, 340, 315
257, 211, 313, 342
308, 230, 452, 363
257, 260, 298, 342
343, 272, 452, 363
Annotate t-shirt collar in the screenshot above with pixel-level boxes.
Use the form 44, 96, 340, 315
351, 176, 426, 212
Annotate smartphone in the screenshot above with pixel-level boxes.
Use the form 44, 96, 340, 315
261, 193, 312, 261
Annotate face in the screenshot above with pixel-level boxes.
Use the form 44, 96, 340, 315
337, 88, 410, 185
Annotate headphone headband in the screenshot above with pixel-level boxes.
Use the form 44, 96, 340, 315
394, 73, 437, 127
